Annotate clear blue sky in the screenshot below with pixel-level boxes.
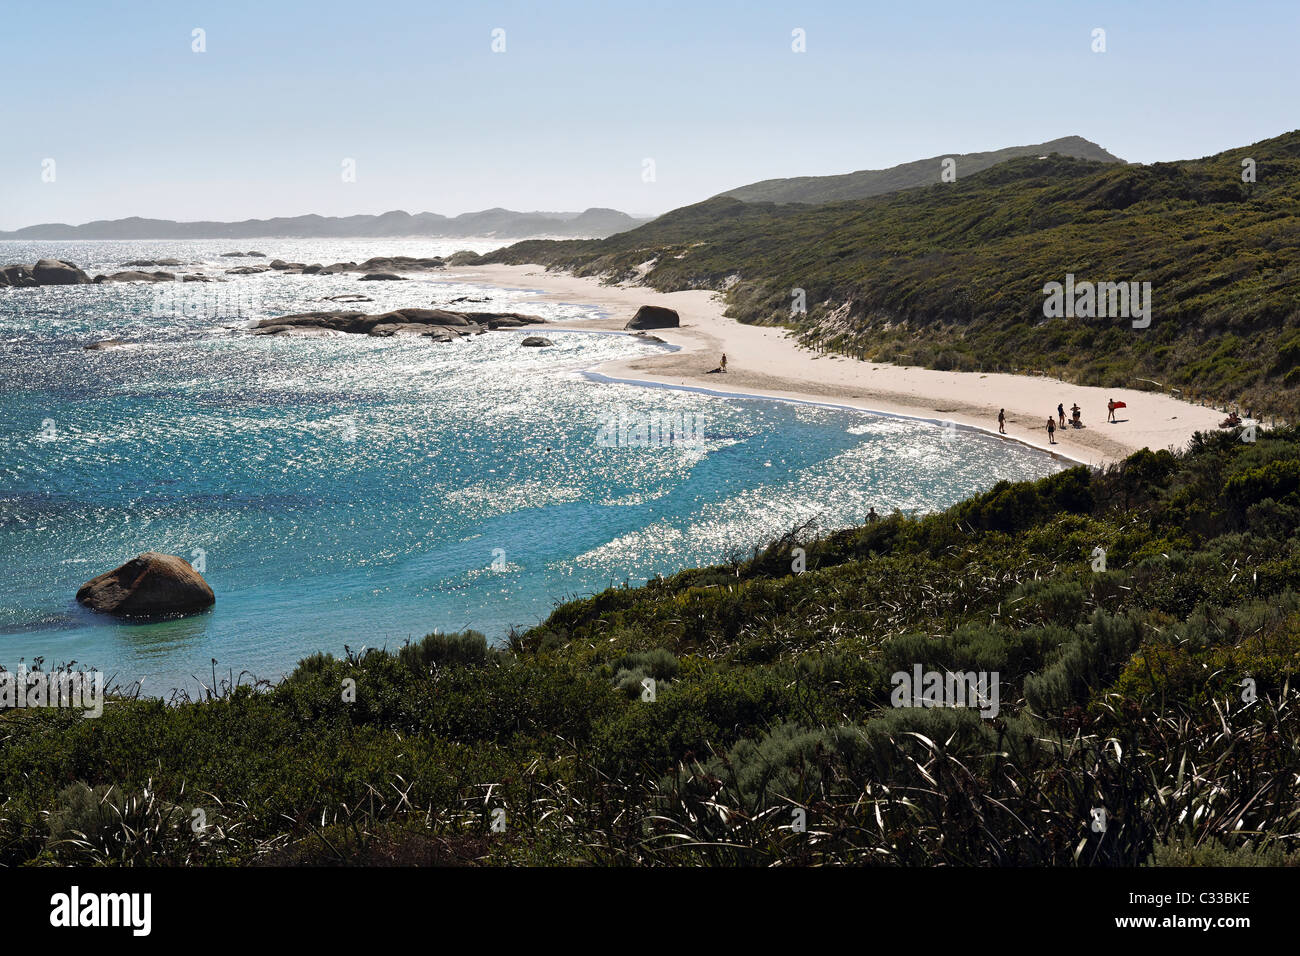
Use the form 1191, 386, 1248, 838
1, 0, 1295, 229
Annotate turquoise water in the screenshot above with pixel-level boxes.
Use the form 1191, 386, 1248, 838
0, 239, 1064, 693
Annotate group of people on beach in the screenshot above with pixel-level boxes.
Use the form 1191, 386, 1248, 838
997, 399, 1123, 445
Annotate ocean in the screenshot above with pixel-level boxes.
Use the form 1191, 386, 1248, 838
0, 238, 1064, 693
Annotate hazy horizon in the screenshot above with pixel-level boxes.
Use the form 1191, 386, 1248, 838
2, 0, 1297, 231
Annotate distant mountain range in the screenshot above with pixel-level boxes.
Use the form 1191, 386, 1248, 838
716, 136, 1124, 204
0, 207, 650, 241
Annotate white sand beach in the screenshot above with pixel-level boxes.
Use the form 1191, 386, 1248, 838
446, 263, 1231, 467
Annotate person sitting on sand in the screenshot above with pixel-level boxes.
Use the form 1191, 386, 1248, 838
1221, 411, 1242, 428
1071, 403, 1082, 427
1047, 417, 1056, 444
998, 408, 1006, 434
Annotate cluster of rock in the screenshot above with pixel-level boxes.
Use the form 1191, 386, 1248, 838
1, 259, 93, 287
220, 251, 266, 257
225, 255, 445, 278
97, 271, 213, 283
1, 258, 217, 286
253, 307, 545, 342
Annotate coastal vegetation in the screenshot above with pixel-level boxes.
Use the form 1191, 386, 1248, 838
479, 130, 1300, 420
4, 424, 1300, 865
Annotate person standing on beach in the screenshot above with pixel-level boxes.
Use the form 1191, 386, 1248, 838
998, 408, 1006, 434
720, 353, 727, 372
1058, 403, 1065, 427
1047, 417, 1056, 444
1107, 399, 1116, 423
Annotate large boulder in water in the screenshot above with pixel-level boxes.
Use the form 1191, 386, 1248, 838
76, 552, 215, 618
32, 259, 92, 285
625, 305, 679, 330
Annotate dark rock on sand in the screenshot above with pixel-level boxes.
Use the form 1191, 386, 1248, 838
253, 308, 545, 341
625, 305, 680, 330
76, 552, 215, 617
521, 336, 554, 347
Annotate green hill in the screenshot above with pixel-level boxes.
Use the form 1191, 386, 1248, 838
716, 135, 1123, 204
4, 427, 1300, 865
482, 130, 1300, 419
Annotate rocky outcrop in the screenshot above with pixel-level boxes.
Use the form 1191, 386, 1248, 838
625, 305, 680, 330
354, 256, 444, 273
0, 265, 34, 287
1, 260, 92, 287
253, 308, 546, 342
95, 271, 176, 283
226, 266, 269, 275
76, 552, 215, 617
122, 258, 181, 267
33, 259, 93, 285
220, 251, 265, 257
521, 336, 554, 347
359, 273, 406, 281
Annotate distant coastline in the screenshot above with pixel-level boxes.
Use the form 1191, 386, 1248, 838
0, 207, 649, 241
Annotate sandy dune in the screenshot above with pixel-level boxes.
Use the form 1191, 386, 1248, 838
442, 263, 1233, 467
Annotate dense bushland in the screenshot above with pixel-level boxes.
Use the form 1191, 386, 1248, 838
4, 426, 1300, 865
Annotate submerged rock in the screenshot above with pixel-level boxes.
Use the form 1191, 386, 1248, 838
358, 273, 406, 281
521, 336, 554, 347
76, 552, 215, 618
625, 305, 680, 330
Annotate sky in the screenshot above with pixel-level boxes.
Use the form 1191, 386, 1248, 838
1, 0, 1296, 230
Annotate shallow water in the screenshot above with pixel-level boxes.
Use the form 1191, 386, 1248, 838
0, 239, 1064, 692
